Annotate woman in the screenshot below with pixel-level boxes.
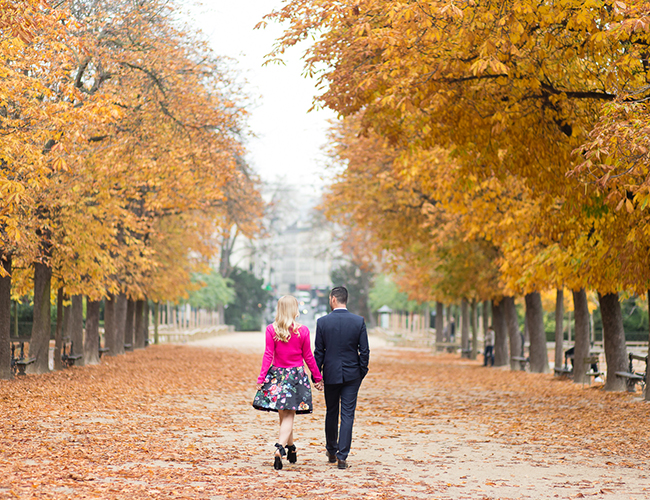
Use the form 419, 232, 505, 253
253, 295, 323, 470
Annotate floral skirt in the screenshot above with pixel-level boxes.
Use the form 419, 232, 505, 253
253, 365, 314, 414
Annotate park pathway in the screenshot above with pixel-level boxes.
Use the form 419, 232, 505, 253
1, 332, 649, 499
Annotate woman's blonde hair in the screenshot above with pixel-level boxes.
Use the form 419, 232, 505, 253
273, 295, 301, 342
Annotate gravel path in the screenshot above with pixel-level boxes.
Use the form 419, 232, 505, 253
193, 331, 649, 500
1, 331, 648, 499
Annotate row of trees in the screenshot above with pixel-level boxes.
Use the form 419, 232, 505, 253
0, 0, 264, 378
265, 1, 650, 393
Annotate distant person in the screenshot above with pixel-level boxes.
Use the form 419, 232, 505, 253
449, 317, 456, 342
253, 295, 323, 470
564, 346, 600, 375
484, 325, 495, 367
315, 286, 370, 469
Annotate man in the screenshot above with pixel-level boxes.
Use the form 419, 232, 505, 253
314, 286, 370, 469
484, 325, 495, 367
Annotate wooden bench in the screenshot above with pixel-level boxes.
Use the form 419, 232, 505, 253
615, 353, 648, 392
555, 350, 575, 378
10, 339, 36, 376
511, 356, 529, 371
554, 366, 572, 378
435, 342, 459, 353
99, 347, 110, 358
61, 340, 83, 368
582, 355, 604, 386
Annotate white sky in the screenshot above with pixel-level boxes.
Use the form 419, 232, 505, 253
187, 1, 337, 198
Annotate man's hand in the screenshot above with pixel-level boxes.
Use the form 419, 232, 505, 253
314, 381, 324, 391
256, 383, 263, 391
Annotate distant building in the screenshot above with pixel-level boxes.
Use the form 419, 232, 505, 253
233, 207, 339, 328
273, 218, 336, 295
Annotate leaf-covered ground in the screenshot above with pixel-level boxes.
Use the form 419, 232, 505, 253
1, 335, 649, 499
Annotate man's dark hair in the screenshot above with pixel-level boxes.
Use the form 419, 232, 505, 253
330, 286, 348, 305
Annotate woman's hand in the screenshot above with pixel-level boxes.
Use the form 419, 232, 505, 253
256, 383, 263, 391
314, 381, 324, 391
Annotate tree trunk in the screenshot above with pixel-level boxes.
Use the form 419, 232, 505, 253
104, 295, 116, 356
482, 300, 490, 342
471, 299, 478, 360
572, 289, 591, 384
598, 292, 628, 391
503, 296, 521, 370
144, 300, 150, 347
554, 289, 564, 370
435, 301, 444, 344
114, 293, 127, 355
134, 299, 145, 349
461, 298, 470, 353
525, 292, 549, 373
124, 299, 135, 350
0, 255, 12, 380
70, 295, 84, 366
646, 291, 650, 401
492, 299, 508, 366
84, 299, 101, 365
217, 303, 224, 325
54, 288, 64, 370
154, 302, 159, 344
62, 301, 71, 344
27, 262, 52, 374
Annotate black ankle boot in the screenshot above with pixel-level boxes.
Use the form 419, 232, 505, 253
286, 444, 297, 464
274, 443, 286, 470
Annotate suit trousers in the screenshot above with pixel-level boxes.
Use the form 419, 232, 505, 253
324, 377, 362, 461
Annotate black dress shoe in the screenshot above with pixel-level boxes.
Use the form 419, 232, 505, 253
274, 443, 286, 470
337, 459, 349, 469
326, 451, 337, 463
286, 444, 297, 464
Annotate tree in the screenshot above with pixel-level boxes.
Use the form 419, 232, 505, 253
264, 0, 650, 387
369, 275, 419, 314
187, 270, 236, 312
224, 269, 271, 332
331, 261, 374, 321
0, 0, 265, 376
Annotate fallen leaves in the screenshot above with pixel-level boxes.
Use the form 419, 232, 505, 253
0, 344, 648, 499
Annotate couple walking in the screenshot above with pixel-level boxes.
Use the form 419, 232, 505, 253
253, 286, 370, 470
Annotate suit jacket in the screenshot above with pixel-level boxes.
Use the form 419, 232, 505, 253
315, 308, 370, 384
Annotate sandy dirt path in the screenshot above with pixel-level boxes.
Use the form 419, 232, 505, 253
193, 332, 649, 500
1, 331, 649, 499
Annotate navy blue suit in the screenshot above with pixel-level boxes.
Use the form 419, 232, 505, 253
315, 308, 370, 461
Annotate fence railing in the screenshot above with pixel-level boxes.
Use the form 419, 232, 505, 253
155, 324, 232, 343
372, 327, 650, 354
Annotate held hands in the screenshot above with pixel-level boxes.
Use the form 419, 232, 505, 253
314, 381, 324, 391
256, 383, 263, 391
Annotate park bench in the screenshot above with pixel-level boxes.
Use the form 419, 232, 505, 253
553, 365, 572, 378
511, 356, 529, 371
554, 349, 575, 378
10, 338, 36, 376
582, 355, 604, 386
553, 351, 603, 384
61, 339, 83, 368
99, 347, 110, 358
436, 341, 458, 353
615, 353, 648, 392
124, 343, 133, 351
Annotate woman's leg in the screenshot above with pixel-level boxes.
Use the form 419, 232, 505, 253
277, 410, 296, 447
